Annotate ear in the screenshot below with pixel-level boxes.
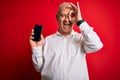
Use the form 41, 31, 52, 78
56, 14, 59, 22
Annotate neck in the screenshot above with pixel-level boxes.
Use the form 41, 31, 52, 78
58, 29, 71, 37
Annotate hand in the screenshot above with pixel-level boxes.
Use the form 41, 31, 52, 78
70, 2, 82, 22
76, 2, 82, 21
30, 29, 44, 47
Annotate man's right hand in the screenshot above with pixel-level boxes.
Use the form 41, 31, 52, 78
30, 29, 44, 47
72, 2, 82, 20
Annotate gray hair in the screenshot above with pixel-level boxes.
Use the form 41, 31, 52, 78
57, 2, 77, 15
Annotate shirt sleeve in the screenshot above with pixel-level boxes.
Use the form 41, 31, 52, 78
32, 45, 43, 72
79, 21, 103, 53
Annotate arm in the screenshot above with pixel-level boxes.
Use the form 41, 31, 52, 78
32, 45, 44, 72
79, 21, 103, 53
72, 2, 103, 53
30, 29, 44, 72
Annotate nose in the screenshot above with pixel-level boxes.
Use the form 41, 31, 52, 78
65, 16, 69, 22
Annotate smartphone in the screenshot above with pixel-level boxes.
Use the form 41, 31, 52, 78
32, 24, 43, 42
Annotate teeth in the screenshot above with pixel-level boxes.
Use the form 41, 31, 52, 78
63, 23, 71, 27
64, 24, 69, 25
64, 23, 70, 25
65, 24, 69, 25
64, 24, 70, 27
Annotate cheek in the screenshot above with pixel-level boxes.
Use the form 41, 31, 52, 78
58, 19, 63, 25
70, 17, 76, 23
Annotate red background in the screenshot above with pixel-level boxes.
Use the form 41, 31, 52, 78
0, 0, 120, 80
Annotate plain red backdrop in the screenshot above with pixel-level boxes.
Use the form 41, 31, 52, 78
0, 0, 120, 80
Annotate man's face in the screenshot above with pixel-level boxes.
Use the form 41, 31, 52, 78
57, 7, 76, 35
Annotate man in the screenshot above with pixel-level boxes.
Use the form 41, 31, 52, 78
30, 2, 103, 80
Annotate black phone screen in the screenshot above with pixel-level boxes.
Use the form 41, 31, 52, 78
32, 24, 43, 42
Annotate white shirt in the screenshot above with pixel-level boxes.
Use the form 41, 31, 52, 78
32, 22, 103, 80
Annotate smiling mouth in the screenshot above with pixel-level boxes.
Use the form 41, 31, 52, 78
63, 22, 72, 27
64, 23, 70, 26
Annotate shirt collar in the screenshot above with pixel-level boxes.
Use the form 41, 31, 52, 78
56, 29, 76, 36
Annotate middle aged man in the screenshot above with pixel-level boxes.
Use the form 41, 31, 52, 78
30, 2, 103, 80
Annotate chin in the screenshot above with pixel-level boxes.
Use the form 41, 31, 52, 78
63, 30, 72, 34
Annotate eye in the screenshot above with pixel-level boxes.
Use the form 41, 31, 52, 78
70, 13, 75, 18
60, 14, 65, 18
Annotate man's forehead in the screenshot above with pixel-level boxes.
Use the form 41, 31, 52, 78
60, 3, 72, 10
60, 8, 72, 14
59, 5, 73, 13
57, 2, 77, 15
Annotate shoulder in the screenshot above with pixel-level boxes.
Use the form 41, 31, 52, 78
72, 31, 82, 38
45, 33, 57, 40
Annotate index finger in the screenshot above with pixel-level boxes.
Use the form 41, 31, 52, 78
70, 2, 77, 9
77, 2, 80, 11
70, 2, 78, 14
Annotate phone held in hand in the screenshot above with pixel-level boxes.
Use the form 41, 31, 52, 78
32, 24, 43, 42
